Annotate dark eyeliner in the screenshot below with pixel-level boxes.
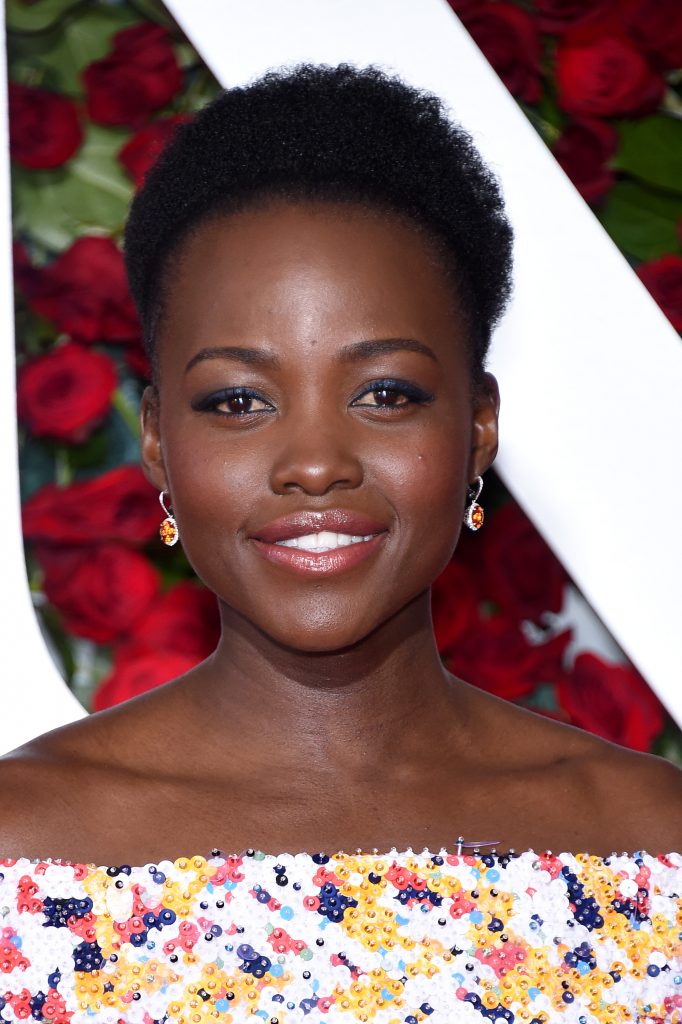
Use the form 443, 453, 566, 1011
190, 386, 272, 413
352, 378, 434, 405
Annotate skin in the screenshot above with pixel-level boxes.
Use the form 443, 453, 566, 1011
1, 199, 681, 865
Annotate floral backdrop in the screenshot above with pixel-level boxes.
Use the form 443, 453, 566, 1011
8, 0, 682, 763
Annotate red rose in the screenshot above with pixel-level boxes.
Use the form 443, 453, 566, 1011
556, 36, 664, 117
637, 254, 682, 332
17, 342, 117, 443
623, 0, 682, 70
8, 83, 82, 170
458, 3, 542, 104
552, 118, 617, 205
117, 581, 220, 661
23, 465, 160, 546
93, 651, 198, 710
557, 652, 664, 751
37, 543, 159, 643
83, 23, 182, 127
431, 560, 480, 656
118, 115, 188, 186
532, 0, 618, 36
446, 612, 571, 701
15, 237, 140, 344
480, 503, 567, 623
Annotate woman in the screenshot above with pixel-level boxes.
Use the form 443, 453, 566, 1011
1, 65, 680, 1023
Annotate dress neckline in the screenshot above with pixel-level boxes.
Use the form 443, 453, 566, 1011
3, 846, 677, 873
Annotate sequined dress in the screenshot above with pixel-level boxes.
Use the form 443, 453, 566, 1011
0, 848, 680, 1023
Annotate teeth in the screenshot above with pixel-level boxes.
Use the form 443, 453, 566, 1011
276, 531, 376, 552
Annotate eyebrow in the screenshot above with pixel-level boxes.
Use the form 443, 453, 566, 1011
184, 336, 437, 374
338, 338, 438, 363
185, 346, 281, 373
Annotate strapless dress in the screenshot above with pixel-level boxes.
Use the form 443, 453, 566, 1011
0, 847, 680, 1022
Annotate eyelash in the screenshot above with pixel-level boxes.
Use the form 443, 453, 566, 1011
192, 379, 434, 417
192, 387, 274, 417
352, 379, 434, 409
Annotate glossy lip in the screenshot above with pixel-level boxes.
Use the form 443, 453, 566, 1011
250, 509, 388, 544
251, 532, 386, 576
249, 509, 389, 577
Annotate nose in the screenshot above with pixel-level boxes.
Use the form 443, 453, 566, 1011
269, 420, 364, 496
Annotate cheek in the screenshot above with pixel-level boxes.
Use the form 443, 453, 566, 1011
159, 421, 263, 549
371, 429, 469, 563
412, 451, 463, 536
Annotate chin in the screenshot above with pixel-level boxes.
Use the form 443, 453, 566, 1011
258, 610, 383, 656
275, 625, 373, 655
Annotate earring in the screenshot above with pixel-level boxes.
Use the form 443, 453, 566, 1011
463, 476, 484, 531
159, 491, 179, 546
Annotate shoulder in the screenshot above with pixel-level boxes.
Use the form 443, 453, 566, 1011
546, 724, 682, 854
0, 719, 104, 858
467, 687, 682, 853
0, 697, 154, 858
585, 742, 682, 852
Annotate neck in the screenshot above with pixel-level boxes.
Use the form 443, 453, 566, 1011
187, 590, 472, 778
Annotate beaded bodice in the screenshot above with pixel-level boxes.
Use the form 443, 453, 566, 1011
1, 848, 680, 1023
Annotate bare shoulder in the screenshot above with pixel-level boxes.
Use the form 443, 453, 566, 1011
462, 685, 682, 853
0, 688, 177, 858
532, 711, 682, 853
0, 713, 115, 857
584, 740, 682, 852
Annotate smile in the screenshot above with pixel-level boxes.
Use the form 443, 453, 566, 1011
249, 510, 388, 577
274, 531, 377, 552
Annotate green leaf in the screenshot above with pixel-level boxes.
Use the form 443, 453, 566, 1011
12, 123, 133, 251
520, 101, 563, 147
7, 5, 141, 96
179, 66, 221, 114
599, 180, 682, 262
614, 116, 682, 195
6, 0, 85, 33
13, 303, 59, 357
65, 428, 110, 470
72, 404, 141, 480
522, 683, 558, 712
652, 716, 682, 767
18, 437, 57, 501
130, 0, 178, 29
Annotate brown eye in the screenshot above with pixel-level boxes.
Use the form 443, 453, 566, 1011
369, 387, 407, 406
224, 394, 255, 414
351, 380, 433, 409
192, 388, 274, 416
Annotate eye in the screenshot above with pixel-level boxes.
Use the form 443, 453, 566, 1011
191, 387, 274, 416
351, 379, 434, 409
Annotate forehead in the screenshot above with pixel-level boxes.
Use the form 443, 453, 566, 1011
157, 199, 466, 361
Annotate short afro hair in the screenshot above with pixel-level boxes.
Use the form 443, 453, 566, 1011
124, 63, 513, 382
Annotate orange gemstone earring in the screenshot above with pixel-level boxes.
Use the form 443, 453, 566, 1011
463, 476, 484, 531
159, 491, 179, 546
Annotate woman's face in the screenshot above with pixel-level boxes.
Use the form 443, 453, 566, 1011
141, 200, 499, 651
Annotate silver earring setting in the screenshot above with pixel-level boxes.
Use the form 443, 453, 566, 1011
159, 491, 179, 546
463, 476, 484, 531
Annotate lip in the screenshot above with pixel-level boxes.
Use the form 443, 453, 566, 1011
249, 509, 388, 577
251, 532, 386, 576
250, 509, 388, 544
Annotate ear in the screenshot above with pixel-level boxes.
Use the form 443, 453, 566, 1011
140, 386, 168, 492
469, 371, 500, 479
